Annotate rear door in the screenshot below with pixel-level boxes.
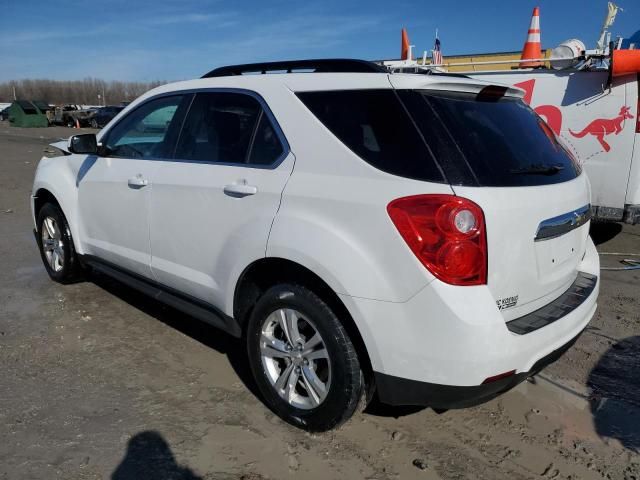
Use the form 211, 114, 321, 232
149, 90, 294, 309
78, 94, 188, 277
393, 84, 590, 320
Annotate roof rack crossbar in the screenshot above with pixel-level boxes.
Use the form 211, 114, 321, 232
201, 59, 388, 78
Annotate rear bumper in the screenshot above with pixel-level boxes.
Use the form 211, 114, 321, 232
339, 237, 600, 404
374, 328, 583, 408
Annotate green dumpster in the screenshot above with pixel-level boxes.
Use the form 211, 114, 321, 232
8, 100, 49, 128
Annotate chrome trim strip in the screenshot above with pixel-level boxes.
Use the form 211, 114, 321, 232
534, 204, 591, 242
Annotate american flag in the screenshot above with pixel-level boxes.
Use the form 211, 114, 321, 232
432, 35, 443, 65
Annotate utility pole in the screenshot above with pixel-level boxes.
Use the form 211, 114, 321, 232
13, 85, 16, 100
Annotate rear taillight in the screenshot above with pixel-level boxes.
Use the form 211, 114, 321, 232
387, 194, 487, 286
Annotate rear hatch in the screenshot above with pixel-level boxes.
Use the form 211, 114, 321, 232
388, 76, 590, 320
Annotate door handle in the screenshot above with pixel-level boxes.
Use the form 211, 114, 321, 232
223, 183, 258, 198
127, 175, 148, 189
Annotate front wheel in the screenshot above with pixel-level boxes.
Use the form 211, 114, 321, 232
36, 202, 82, 283
246, 283, 364, 431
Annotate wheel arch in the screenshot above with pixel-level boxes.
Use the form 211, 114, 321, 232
32, 177, 83, 255
33, 188, 61, 218
234, 257, 374, 387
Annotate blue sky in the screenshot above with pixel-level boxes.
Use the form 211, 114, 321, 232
0, 0, 638, 82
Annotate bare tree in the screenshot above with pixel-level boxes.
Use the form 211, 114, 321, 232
0, 78, 167, 105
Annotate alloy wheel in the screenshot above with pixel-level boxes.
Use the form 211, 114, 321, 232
260, 308, 331, 409
41, 216, 64, 272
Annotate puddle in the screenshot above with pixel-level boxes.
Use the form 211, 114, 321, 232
16, 264, 45, 278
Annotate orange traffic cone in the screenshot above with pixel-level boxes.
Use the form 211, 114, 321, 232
401, 28, 411, 60
520, 7, 543, 68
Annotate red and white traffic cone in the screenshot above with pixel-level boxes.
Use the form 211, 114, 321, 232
520, 7, 543, 68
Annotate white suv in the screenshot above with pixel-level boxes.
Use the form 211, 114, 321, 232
31, 59, 600, 431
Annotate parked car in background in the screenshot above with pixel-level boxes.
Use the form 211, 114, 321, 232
87, 106, 125, 128
31, 59, 599, 431
0, 106, 9, 121
52, 105, 95, 128
53, 105, 79, 127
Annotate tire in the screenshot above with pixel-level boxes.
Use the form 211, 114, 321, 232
90, 119, 98, 129
246, 283, 364, 431
36, 202, 83, 284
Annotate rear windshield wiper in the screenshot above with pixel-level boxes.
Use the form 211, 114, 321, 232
510, 164, 565, 175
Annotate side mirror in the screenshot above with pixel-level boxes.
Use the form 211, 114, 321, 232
68, 134, 98, 154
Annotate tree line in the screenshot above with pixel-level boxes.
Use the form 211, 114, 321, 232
0, 78, 167, 106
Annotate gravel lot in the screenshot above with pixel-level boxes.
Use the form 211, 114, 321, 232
1, 123, 639, 480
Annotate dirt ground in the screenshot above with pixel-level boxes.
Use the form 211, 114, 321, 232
1, 123, 639, 480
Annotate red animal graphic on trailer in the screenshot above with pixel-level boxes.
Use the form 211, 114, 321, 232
569, 106, 634, 152
513, 79, 563, 135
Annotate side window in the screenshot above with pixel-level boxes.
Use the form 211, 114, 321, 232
175, 92, 268, 164
248, 113, 284, 165
104, 95, 186, 159
297, 90, 444, 183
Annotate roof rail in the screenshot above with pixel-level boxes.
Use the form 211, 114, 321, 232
201, 58, 388, 78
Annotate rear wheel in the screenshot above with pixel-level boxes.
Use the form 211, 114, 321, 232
36, 202, 82, 283
247, 283, 364, 431
90, 118, 98, 129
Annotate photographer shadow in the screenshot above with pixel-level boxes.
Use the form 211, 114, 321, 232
112, 431, 201, 480
588, 335, 640, 453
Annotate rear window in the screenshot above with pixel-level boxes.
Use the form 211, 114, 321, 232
297, 90, 444, 183
398, 90, 580, 186
298, 89, 580, 187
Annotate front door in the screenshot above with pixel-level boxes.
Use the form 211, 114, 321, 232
77, 94, 189, 277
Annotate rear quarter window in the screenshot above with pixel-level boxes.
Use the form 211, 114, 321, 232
297, 90, 444, 183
